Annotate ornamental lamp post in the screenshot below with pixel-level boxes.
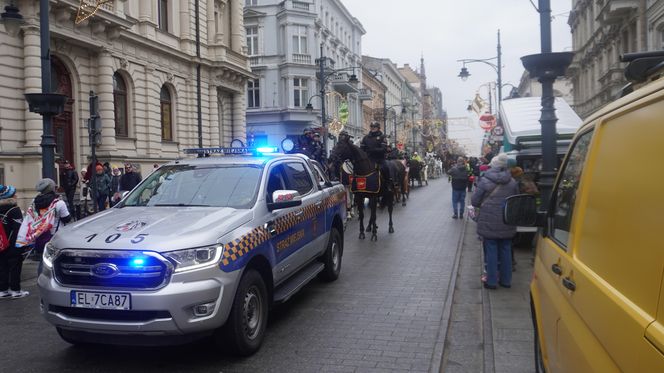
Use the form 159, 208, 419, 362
521, 0, 574, 209
457, 29, 503, 105
4, 1, 67, 180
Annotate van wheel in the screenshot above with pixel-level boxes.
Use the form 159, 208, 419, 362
218, 269, 268, 356
534, 325, 546, 373
318, 228, 342, 282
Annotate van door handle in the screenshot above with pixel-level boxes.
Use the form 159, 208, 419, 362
264, 221, 276, 236
562, 277, 576, 292
551, 263, 563, 275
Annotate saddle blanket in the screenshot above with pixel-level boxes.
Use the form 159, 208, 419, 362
350, 170, 381, 194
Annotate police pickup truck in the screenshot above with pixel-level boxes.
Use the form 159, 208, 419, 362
38, 148, 347, 356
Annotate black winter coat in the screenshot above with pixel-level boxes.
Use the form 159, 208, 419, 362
119, 172, 142, 192
63, 169, 79, 192
448, 165, 469, 190
360, 131, 387, 162
471, 167, 519, 239
0, 198, 22, 250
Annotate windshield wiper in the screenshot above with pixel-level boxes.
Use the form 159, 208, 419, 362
153, 203, 211, 207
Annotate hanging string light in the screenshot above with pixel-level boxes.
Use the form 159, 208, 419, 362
75, 0, 112, 24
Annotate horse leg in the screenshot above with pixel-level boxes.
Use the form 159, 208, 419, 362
387, 194, 395, 234
369, 197, 378, 241
357, 194, 365, 239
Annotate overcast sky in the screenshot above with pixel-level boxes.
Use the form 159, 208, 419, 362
343, 0, 573, 119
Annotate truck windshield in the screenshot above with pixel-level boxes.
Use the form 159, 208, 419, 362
121, 164, 262, 209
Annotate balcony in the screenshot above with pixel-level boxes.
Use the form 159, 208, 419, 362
292, 54, 312, 64
597, 0, 638, 25
249, 56, 263, 67
292, 1, 310, 11
358, 88, 373, 101
329, 72, 359, 95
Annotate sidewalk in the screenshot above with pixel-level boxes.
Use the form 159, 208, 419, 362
441, 218, 534, 373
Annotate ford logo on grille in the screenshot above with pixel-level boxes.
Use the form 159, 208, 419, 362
91, 263, 120, 278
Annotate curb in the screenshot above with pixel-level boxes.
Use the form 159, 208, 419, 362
481, 244, 495, 373
429, 215, 468, 373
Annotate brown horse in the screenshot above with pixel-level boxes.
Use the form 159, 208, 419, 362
330, 138, 400, 241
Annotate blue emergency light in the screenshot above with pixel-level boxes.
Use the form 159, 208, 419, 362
184, 146, 279, 156
130, 258, 145, 266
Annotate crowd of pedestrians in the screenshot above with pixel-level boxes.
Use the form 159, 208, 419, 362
447, 153, 540, 290
0, 161, 146, 299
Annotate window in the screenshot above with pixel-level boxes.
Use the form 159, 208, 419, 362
246, 26, 259, 56
551, 130, 594, 248
292, 25, 307, 54
113, 72, 128, 137
160, 85, 173, 141
245, 0, 257, 5
158, 0, 168, 32
283, 162, 313, 196
266, 165, 286, 203
247, 79, 260, 108
293, 78, 308, 107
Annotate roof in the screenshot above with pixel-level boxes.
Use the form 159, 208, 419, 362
500, 97, 582, 145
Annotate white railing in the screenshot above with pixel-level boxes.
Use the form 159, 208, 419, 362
292, 54, 311, 64
292, 1, 310, 11
249, 56, 262, 66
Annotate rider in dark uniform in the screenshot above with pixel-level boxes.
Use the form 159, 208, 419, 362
361, 122, 392, 188
297, 127, 314, 158
310, 132, 325, 164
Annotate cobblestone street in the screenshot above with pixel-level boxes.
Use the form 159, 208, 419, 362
0, 177, 465, 373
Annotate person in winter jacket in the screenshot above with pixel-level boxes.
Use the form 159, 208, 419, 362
17, 178, 71, 275
471, 153, 520, 289
62, 160, 79, 213
448, 157, 470, 219
0, 185, 26, 299
110, 166, 121, 206
361, 122, 391, 185
116, 163, 142, 200
94, 165, 112, 211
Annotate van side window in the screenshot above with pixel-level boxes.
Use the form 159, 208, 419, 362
551, 130, 594, 248
283, 162, 314, 196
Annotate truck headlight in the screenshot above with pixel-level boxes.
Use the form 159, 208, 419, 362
163, 246, 222, 272
43, 241, 59, 268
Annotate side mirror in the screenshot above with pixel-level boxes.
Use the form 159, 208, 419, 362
504, 194, 542, 227
267, 190, 302, 211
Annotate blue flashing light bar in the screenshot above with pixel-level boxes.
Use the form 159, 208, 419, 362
184, 147, 280, 156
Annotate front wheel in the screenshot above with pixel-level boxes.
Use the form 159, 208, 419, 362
218, 269, 268, 356
319, 228, 342, 282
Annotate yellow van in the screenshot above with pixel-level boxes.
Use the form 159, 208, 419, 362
505, 52, 664, 372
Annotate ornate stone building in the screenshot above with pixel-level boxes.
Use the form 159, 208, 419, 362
568, 0, 664, 118
0, 0, 251, 204
360, 66, 385, 134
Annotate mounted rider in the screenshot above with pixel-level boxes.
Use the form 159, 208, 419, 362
296, 127, 315, 158
360, 122, 392, 189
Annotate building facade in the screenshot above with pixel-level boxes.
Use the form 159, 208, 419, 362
243, 0, 365, 149
568, 0, 664, 118
0, 0, 251, 205
517, 71, 575, 106
360, 66, 384, 134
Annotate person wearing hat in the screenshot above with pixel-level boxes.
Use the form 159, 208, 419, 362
361, 122, 392, 186
296, 127, 314, 158
471, 153, 519, 289
62, 160, 79, 214
94, 164, 112, 211
0, 184, 26, 298
16, 178, 71, 272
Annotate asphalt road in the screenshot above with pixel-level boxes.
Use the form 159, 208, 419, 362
0, 177, 465, 373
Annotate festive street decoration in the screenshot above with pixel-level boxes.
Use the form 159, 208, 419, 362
75, 0, 112, 24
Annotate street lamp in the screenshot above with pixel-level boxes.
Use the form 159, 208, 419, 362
313, 43, 362, 151
1, 1, 23, 37
521, 0, 575, 209
384, 104, 406, 147
4, 1, 65, 180
457, 29, 503, 104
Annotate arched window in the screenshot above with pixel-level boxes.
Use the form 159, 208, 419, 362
113, 72, 128, 137
160, 85, 173, 141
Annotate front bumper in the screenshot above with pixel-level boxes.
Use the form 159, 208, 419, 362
38, 264, 241, 338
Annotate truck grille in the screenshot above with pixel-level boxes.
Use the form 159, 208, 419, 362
53, 250, 173, 290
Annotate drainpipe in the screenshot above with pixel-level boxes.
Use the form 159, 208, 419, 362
195, 0, 202, 148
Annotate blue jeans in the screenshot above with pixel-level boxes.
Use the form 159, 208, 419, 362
483, 239, 512, 287
96, 194, 108, 211
452, 189, 466, 216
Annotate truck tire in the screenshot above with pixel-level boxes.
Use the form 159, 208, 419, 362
219, 269, 268, 356
318, 228, 342, 282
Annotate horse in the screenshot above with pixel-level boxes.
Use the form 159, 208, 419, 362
409, 159, 423, 188
392, 159, 409, 207
330, 139, 400, 241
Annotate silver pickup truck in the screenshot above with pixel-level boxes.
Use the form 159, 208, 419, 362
38, 150, 346, 356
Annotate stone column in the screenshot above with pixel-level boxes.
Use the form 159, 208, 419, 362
232, 88, 245, 142
209, 84, 220, 146
139, 0, 151, 22
22, 25, 42, 149
230, 0, 244, 53
97, 49, 117, 151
